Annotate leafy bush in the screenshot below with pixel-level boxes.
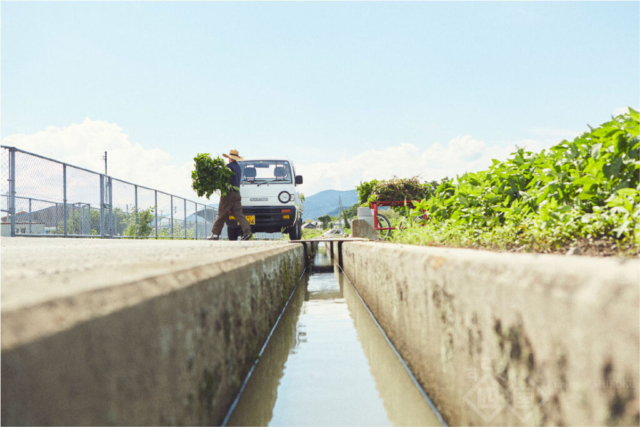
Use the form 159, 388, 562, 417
191, 153, 238, 199
393, 109, 640, 254
356, 179, 379, 205
124, 207, 155, 238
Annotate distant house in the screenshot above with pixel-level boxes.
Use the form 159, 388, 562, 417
332, 218, 346, 228
2, 204, 72, 228
302, 221, 320, 229
1, 221, 46, 236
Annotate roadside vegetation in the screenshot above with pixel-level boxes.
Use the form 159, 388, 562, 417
357, 109, 640, 256
301, 228, 324, 240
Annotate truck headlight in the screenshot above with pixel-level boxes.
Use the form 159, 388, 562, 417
278, 191, 291, 203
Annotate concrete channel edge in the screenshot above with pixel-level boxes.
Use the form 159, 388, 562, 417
2, 244, 304, 426
331, 241, 639, 426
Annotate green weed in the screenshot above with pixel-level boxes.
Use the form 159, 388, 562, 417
388, 109, 640, 255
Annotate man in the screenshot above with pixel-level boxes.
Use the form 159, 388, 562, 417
208, 149, 252, 240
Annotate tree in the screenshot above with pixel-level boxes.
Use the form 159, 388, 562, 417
124, 207, 155, 238
318, 214, 331, 230
57, 207, 102, 235
345, 203, 359, 218
342, 208, 351, 229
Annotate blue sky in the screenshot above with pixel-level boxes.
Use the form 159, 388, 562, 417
1, 1, 638, 198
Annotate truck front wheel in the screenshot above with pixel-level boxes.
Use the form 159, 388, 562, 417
288, 219, 302, 241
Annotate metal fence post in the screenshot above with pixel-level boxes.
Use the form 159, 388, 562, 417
155, 190, 158, 239
195, 203, 198, 240
206, 207, 211, 237
184, 198, 187, 240
109, 177, 114, 237
9, 147, 15, 237
63, 164, 67, 237
170, 195, 174, 239
135, 185, 138, 238
100, 175, 105, 237
28, 198, 32, 234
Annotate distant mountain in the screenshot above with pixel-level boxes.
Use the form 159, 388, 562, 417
302, 189, 358, 220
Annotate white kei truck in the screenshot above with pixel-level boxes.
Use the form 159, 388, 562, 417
225, 159, 304, 240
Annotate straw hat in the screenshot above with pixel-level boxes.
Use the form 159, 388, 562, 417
222, 149, 244, 161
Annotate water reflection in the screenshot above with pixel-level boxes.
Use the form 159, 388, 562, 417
343, 275, 441, 426
227, 244, 441, 426
226, 275, 308, 426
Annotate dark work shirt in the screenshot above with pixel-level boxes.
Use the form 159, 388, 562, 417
227, 162, 241, 189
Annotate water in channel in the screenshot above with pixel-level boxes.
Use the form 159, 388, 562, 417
227, 244, 442, 426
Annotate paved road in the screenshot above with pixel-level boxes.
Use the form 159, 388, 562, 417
2, 237, 286, 311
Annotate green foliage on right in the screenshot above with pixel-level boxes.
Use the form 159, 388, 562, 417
191, 153, 238, 199
392, 109, 640, 253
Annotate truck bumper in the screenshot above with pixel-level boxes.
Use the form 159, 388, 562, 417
226, 205, 297, 233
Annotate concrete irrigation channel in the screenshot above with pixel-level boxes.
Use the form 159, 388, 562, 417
2, 237, 639, 426
328, 241, 640, 426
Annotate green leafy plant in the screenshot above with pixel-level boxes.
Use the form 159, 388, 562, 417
356, 179, 379, 205
124, 207, 155, 238
385, 108, 639, 255
191, 153, 238, 199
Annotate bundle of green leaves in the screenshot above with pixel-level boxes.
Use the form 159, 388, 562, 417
191, 153, 238, 199
357, 177, 444, 205
393, 109, 640, 254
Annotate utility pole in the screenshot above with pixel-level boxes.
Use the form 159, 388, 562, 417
338, 196, 344, 233
103, 151, 108, 175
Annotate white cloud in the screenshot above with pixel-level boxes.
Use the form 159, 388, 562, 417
296, 136, 544, 196
613, 107, 629, 116
1, 118, 217, 210
527, 127, 583, 142
1, 118, 550, 204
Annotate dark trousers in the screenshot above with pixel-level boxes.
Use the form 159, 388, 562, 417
211, 191, 251, 235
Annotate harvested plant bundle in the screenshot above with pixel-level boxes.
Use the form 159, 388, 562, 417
357, 177, 439, 205
191, 153, 238, 199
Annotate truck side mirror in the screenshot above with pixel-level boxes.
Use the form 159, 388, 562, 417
295, 175, 303, 185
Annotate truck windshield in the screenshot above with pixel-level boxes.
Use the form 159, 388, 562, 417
238, 161, 292, 184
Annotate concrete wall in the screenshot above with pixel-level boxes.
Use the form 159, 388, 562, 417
2, 242, 304, 426
338, 242, 639, 426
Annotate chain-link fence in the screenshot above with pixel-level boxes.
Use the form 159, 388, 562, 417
1, 146, 222, 239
